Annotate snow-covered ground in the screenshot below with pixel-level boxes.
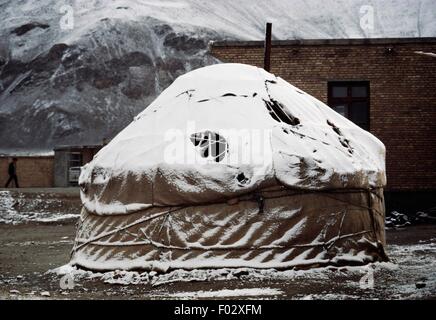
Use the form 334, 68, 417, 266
0, 190, 434, 299
0, 190, 80, 224
154, 288, 284, 299
0, 218, 435, 299
44, 238, 435, 299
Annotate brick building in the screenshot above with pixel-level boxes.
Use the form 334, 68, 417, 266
0, 153, 54, 188
0, 144, 102, 188
53, 145, 102, 187
211, 37, 436, 211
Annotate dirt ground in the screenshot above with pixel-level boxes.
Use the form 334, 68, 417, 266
0, 188, 434, 300
0, 221, 435, 300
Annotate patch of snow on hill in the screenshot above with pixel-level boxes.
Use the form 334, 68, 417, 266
0, 0, 434, 150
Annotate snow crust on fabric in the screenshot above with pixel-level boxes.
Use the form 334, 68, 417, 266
71, 188, 386, 271
72, 64, 387, 271
78, 64, 385, 215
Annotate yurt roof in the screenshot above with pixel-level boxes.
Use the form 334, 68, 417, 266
79, 63, 386, 215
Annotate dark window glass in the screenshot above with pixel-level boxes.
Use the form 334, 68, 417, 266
350, 102, 369, 130
332, 104, 347, 117
68, 152, 82, 186
352, 86, 367, 97
69, 152, 82, 168
328, 82, 369, 130
332, 86, 347, 97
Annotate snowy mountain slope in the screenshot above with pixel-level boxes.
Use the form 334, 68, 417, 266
0, 0, 435, 150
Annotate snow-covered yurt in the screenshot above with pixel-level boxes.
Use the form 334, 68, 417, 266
71, 63, 388, 271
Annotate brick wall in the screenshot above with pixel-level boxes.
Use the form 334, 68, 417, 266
0, 156, 54, 188
211, 39, 436, 191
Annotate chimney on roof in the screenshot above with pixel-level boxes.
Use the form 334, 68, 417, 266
264, 22, 272, 72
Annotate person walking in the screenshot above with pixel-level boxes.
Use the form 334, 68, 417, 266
5, 157, 19, 188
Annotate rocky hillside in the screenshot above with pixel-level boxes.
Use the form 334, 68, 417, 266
0, 0, 434, 151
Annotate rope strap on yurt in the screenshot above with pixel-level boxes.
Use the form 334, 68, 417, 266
72, 187, 384, 255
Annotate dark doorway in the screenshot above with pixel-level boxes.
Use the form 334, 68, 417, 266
68, 152, 82, 186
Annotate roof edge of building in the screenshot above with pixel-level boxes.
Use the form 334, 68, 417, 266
53, 144, 103, 151
210, 37, 436, 47
0, 151, 54, 157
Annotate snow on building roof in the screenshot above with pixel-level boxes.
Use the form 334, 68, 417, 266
0, 149, 54, 157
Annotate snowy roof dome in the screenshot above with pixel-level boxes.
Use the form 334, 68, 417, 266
79, 63, 386, 215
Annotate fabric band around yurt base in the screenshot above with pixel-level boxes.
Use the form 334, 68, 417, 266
70, 187, 387, 271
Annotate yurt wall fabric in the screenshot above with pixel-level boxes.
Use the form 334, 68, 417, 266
71, 64, 387, 271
